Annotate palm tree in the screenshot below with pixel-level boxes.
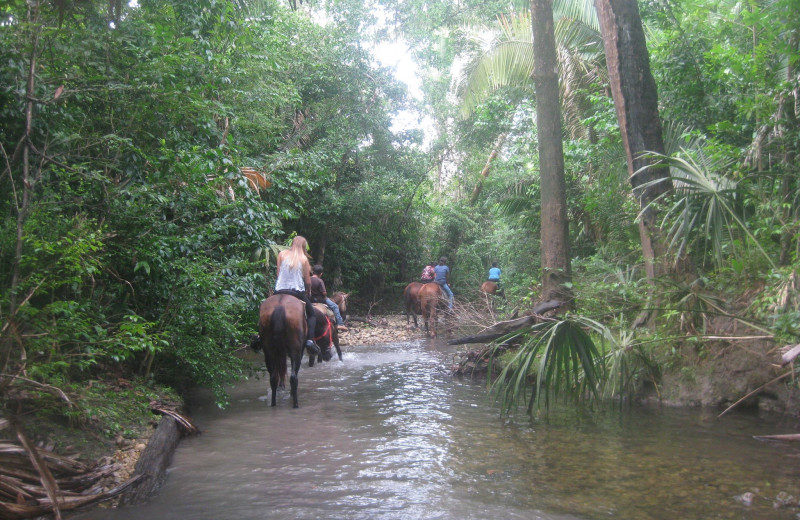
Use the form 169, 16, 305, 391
457, 1, 605, 139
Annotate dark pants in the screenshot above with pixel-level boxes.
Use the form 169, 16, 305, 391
274, 289, 316, 341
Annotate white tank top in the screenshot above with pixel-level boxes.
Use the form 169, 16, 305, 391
275, 261, 305, 292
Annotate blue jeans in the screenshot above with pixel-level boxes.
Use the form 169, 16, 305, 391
438, 282, 454, 309
325, 298, 345, 325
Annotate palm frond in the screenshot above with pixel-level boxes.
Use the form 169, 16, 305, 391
457, 9, 604, 121
637, 151, 776, 270
553, 0, 600, 33
489, 315, 605, 415
460, 40, 536, 118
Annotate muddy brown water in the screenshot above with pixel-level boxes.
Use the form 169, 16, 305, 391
76, 337, 800, 520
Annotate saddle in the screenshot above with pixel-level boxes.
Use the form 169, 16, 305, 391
312, 303, 335, 319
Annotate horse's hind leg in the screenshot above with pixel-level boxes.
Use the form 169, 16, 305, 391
290, 338, 303, 408
269, 370, 280, 407
289, 359, 300, 408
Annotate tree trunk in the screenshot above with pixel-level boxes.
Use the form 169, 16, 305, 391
10, 4, 39, 317
593, 0, 673, 279
779, 34, 798, 266
469, 132, 507, 205
531, 0, 573, 306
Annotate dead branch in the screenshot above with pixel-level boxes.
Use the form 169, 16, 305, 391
448, 300, 563, 345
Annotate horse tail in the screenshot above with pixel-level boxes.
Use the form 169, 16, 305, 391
270, 304, 288, 377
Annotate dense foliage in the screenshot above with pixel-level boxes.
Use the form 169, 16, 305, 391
1, 0, 798, 430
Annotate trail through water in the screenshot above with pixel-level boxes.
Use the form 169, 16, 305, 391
76, 338, 800, 520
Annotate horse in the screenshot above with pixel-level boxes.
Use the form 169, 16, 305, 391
330, 291, 350, 321
480, 281, 498, 295
257, 294, 308, 408
309, 303, 343, 365
403, 282, 425, 328
418, 282, 449, 337
480, 281, 500, 315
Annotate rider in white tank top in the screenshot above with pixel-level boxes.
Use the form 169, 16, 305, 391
275, 262, 305, 292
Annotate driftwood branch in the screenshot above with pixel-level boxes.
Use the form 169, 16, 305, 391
718, 370, 794, 418
753, 433, 800, 442
780, 343, 800, 367
0, 420, 146, 519
448, 300, 563, 345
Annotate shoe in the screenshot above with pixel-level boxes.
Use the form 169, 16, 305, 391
337, 324, 348, 332
305, 340, 320, 355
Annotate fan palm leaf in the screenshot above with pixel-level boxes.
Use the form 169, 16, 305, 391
489, 315, 604, 415
637, 151, 776, 269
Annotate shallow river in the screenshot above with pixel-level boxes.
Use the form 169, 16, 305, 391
78, 338, 800, 520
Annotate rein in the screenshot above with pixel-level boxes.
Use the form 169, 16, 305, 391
313, 316, 333, 345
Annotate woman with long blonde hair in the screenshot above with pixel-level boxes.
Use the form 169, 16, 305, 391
274, 236, 323, 357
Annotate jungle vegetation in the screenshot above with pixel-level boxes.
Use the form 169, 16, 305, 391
1, 0, 798, 434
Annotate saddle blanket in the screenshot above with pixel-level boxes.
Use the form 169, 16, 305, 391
312, 303, 335, 319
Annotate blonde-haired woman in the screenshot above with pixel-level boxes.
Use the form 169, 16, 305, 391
274, 236, 323, 358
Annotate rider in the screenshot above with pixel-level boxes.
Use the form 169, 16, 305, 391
420, 262, 436, 283
434, 256, 454, 310
274, 236, 323, 357
488, 262, 501, 284
310, 264, 348, 332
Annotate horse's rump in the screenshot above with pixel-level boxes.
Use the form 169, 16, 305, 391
259, 294, 306, 377
480, 281, 498, 295
419, 282, 443, 310
403, 282, 424, 313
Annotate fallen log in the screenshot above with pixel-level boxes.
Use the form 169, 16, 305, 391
448, 300, 563, 345
118, 415, 182, 506
780, 343, 800, 367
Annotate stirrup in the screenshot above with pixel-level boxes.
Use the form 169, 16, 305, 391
305, 339, 320, 355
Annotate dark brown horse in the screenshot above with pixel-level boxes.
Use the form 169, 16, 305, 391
309, 304, 343, 364
330, 291, 349, 320
257, 294, 308, 408
403, 282, 425, 327
419, 282, 448, 337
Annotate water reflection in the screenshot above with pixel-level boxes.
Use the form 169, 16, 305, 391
74, 338, 800, 520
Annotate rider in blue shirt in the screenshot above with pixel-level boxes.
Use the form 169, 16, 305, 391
434, 256, 454, 310
488, 262, 501, 282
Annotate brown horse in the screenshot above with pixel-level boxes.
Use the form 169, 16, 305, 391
310, 304, 342, 364
331, 291, 349, 320
403, 282, 425, 327
480, 281, 498, 295
257, 294, 308, 408
419, 282, 448, 337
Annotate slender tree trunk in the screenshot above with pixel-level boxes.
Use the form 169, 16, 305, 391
10, 5, 39, 317
469, 133, 507, 205
593, 0, 673, 280
531, 0, 573, 305
316, 233, 326, 266
779, 35, 798, 266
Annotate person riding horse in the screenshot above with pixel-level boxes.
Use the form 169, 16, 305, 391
273, 236, 326, 359
420, 263, 435, 284
310, 264, 348, 332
